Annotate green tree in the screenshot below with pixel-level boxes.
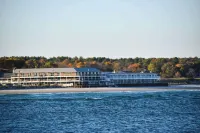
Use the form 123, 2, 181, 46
148, 63, 156, 72
161, 63, 175, 78
44, 61, 53, 68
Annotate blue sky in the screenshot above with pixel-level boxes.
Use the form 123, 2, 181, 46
0, 0, 200, 58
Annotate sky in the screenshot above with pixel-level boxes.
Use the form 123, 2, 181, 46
0, 0, 200, 58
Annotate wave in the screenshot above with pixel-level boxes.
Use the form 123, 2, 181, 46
1, 90, 200, 103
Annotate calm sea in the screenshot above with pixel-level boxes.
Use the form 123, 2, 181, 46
0, 89, 200, 133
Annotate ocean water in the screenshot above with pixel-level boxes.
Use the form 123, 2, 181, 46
0, 90, 200, 133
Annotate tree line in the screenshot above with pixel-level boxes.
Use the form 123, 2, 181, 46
0, 56, 200, 78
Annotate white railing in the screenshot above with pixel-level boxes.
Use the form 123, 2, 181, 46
0, 78, 11, 84
11, 80, 81, 84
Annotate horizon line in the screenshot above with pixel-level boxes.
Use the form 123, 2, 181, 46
0, 56, 199, 59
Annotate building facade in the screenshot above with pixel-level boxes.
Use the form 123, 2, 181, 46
0, 68, 163, 87
11, 68, 101, 87
101, 71, 160, 86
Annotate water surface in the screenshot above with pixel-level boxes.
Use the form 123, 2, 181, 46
0, 90, 200, 133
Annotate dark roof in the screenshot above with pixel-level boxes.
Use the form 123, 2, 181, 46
13, 68, 100, 73
75, 68, 100, 72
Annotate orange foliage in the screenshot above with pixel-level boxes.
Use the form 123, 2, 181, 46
91, 61, 96, 64
128, 63, 140, 68
175, 64, 182, 68
128, 63, 140, 72
67, 63, 73, 67
104, 61, 111, 66
76, 62, 84, 68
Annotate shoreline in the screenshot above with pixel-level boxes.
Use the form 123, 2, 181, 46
0, 86, 200, 94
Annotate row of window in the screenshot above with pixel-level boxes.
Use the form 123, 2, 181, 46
107, 75, 158, 78
13, 72, 100, 77
112, 79, 157, 83
12, 77, 100, 82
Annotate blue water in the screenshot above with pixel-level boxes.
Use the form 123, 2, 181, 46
0, 90, 200, 133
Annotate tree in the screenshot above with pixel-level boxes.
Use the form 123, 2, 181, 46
175, 71, 182, 78
113, 62, 121, 72
76, 62, 85, 68
90, 61, 101, 69
161, 63, 175, 78
0, 56, 200, 78
148, 63, 156, 72
58, 59, 69, 68
171, 57, 179, 65
103, 61, 113, 71
33, 59, 38, 68
186, 68, 196, 79
25, 60, 34, 68
44, 62, 52, 68
38, 58, 46, 68
67, 63, 73, 67
128, 63, 141, 72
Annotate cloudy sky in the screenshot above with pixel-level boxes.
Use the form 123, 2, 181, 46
0, 0, 200, 58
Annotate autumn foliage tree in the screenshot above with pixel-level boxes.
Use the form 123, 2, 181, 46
128, 63, 141, 72
0, 56, 200, 78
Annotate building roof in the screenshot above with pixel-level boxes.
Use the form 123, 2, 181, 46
13, 68, 100, 73
102, 72, 158, 75
75, 68, 100, 72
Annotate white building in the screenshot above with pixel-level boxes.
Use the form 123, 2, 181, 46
101, 71, 160, 86
11, 68, 101, 87
0, 68, 163, 87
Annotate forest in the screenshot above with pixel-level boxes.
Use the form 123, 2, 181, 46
0, 56, 200, 78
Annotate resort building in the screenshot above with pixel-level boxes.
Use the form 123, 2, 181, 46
0, 67, 163, 87
11, 68, 101, 87
101, 71, 160, 86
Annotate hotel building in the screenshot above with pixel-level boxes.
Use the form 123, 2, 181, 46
11, 68, 101, 87
101, 71, 160, 86
0, 68, 162, 87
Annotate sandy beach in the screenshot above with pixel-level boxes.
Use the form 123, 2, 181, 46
0, 86, 199, 94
